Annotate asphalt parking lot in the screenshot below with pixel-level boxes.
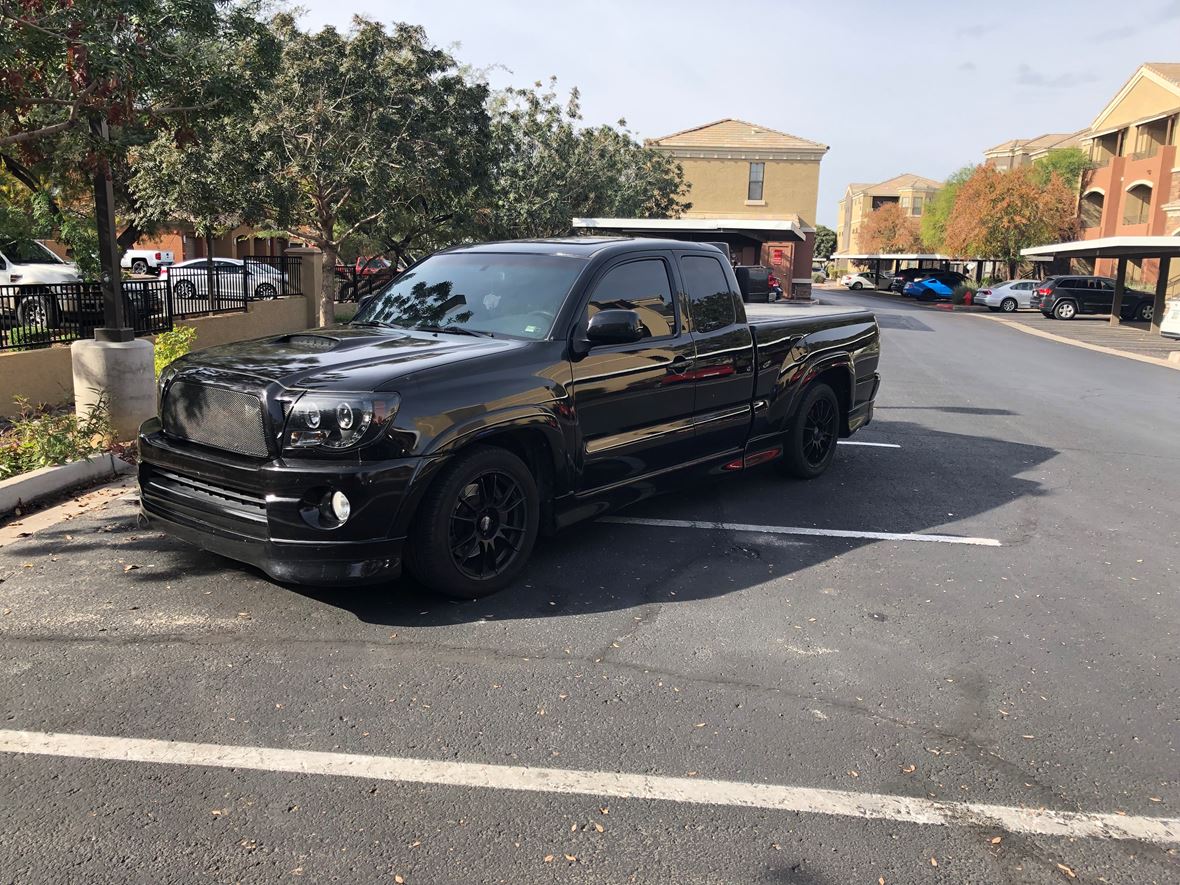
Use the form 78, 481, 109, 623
1, 288, 1178, 883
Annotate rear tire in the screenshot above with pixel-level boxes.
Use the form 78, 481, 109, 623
1001, 298, 1018, 313
778, 382, 841, 480
851, 281, 863, 290
131, 259, 149, 275
406, 445, 540, 599
1053, 300, 1077, 320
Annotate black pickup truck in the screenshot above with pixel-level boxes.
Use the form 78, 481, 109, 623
139, 238, 880, 598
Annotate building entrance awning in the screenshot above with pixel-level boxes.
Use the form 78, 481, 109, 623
1021, 236, 1180, 333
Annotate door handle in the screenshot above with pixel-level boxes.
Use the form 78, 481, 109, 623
668, 355, 692, 374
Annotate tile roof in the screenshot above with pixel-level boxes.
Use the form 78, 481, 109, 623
848, 173, 942, 196
649, 118, 828, 152
1144, 63, 1180, 86
985, 132, 1086, 155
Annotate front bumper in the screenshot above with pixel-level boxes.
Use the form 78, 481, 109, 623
138, 419, 438, 586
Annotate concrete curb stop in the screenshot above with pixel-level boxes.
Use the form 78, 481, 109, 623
0, 454, 135, 516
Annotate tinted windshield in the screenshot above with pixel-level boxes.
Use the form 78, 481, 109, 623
354, 252, 585, 339
1, 239, 63, 264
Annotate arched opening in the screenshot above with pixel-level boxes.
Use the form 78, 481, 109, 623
1081, 190, 1104, 228
1123, 183, 1153, 225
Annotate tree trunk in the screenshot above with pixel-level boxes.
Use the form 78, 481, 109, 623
205, 232, 217, 311
1007, 258, 1017, 279
319, 242, 338, 327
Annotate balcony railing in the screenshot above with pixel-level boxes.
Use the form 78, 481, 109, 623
1131, 146, 1160, 161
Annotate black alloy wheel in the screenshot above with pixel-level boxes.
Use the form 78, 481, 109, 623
449, 471, 528, 581
254, 282, 278, 300
174, 279, 196, 299
407, 445, 540, 598
779, 382, 841, 480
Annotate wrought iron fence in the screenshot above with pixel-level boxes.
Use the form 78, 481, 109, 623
0, 255, 303, 353
334, 257, 397, 303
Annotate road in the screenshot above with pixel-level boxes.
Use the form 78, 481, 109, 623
1, 288, 1178, 884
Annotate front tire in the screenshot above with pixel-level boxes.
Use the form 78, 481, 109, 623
407, 445, 540, 599
779, 382, 840, 480
1053, 300, 1077, 320
174, 279, 196, 300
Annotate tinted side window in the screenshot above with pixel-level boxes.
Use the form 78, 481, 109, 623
681, 255, 736, 333
588, 259, 676, 339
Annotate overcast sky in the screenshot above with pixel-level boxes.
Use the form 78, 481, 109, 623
299, 0, 1180, 228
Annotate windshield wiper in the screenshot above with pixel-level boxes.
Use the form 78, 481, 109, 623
350, 319, 399, 329
412, 324, 493, 338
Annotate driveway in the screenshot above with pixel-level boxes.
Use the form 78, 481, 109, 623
1, 289, 1178, 883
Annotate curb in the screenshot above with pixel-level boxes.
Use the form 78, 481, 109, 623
0, 454, 135, 516
969, 313, 1180, 372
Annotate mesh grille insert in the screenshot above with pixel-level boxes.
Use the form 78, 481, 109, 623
161, 381, 269, 457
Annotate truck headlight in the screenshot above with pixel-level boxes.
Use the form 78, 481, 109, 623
283, 393, 399, 451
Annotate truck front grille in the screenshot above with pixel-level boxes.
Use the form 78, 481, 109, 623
161, 381, 269, 457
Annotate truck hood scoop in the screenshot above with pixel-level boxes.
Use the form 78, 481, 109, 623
280, 334, 339, 352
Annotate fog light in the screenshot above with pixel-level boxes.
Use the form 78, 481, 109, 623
327, 491, 350, 523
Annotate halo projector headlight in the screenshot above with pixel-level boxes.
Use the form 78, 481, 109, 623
283, 393, 399, 452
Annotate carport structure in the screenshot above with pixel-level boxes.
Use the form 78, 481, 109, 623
1022, 236, 1180, 334
832, 253, 953, 278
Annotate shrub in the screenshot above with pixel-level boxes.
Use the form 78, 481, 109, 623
0, 396, 115, 480
5, 325, 55, 351
813, 272, 826, 283
154, 325, 197, 377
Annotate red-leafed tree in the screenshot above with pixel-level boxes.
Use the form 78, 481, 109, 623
859, 202, 923, 254
943, 165, 1077, 277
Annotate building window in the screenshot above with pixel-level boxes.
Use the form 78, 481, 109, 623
747, 162, 764, 201
913, 196, 924, 216
1124, 183, 1153, 225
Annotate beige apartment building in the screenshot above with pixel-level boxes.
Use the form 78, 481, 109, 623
644, 119, 828, 283
982, 132, 1086, 170
835, 173, 942, 264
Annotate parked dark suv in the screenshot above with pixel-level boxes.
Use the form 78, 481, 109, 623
889, 267, 944, 293
1030, 276, 1155, 321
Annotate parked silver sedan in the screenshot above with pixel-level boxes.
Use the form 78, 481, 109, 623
975, 279, 1040, 312
162, 258, 287, 301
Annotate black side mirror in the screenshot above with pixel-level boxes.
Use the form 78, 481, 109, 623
586, 309, 643, 346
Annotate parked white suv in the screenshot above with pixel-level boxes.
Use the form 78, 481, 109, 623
121, 248, 174, 275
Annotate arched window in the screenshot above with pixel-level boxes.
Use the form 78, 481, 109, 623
1081, 190, 1105, 228
1124, 183, 1153, 225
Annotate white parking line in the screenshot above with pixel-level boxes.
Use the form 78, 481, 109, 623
0, 729, 1175, 845
601, 516, 1001, 547
837, 440, 901, 448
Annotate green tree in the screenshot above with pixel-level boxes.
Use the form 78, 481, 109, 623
813, 224, 837, 260
921, 165, 975, 252
0, 0, 274, 275
1031, 147, 1091, 190
256, 15, 492, 323
943, 165, 1077, 277
478, 80, 690, 241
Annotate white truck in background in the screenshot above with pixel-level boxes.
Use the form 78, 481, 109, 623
120, 248, 174, 275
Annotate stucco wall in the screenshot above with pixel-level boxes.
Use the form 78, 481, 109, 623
0, 295, 312, 418
677, 157, 821, 225
1099, 78, 1180, 132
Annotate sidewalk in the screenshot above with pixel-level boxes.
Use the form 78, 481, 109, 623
972, 311, 1180, 370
